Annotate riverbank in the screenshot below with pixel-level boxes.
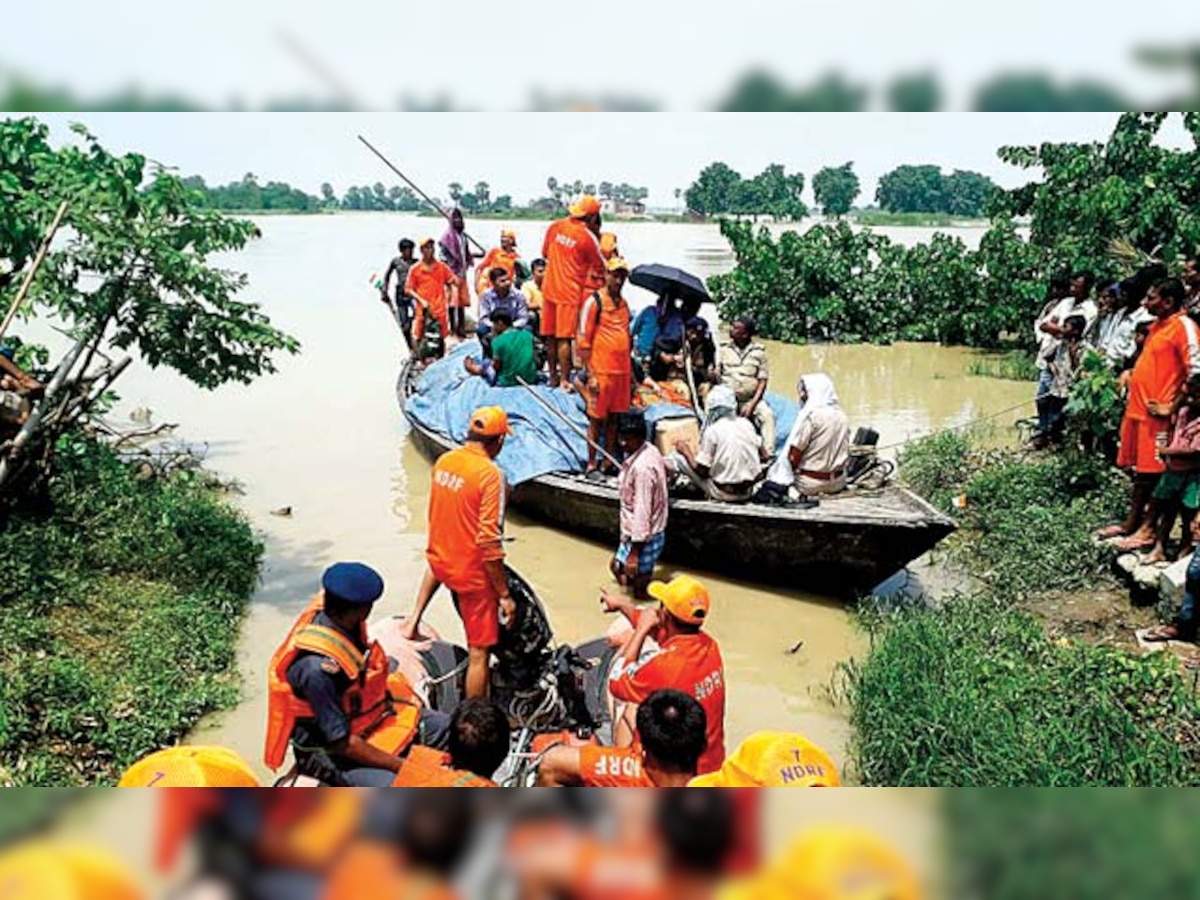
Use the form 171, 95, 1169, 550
0, 435, 262, 786
843, 430, 1200, 785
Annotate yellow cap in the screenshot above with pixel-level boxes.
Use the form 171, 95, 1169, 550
500, 229, 517, 241
469, 406, 513, 437
688, 731, 839, 788
419, 236, 436, 247
606, 256, 630, 274
719, 827, 922, 900
117, 745, 260, 787
0, 842, 145, 900
568, 195, 601, 217
647, 574, 710, 625
600, 232, 619, 258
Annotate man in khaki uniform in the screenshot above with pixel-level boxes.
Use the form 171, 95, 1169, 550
717, 315, 775, 452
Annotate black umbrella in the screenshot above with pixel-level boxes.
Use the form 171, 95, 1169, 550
628, 263, 712, 308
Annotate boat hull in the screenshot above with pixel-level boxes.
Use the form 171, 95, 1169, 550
400, 363, 956, 595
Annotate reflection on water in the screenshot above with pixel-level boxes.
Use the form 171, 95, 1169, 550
43, 213, 1032, 781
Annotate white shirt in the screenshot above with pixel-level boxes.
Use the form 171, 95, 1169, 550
1036, 297, 1098, 370
695, 416, 762, 485
768, 406, 850, 486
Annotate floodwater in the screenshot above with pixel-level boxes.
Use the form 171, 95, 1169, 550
52, 213, 1029, 785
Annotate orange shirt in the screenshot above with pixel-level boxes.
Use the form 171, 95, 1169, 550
476, 247, 520, 294
406, 261, 456, 314
1127, 311, 1200, 422
323, 843, 459, 900
541, 217, 604, 307
580, 289, 633, 376
609, 632, 726, 775
391, 745, 496, 787
426, 443, 505, 594
579, 745, 655, 787
571, 838, 666, 900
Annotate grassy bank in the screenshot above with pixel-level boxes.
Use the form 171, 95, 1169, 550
0, 436, 262, 786
965, 349, 1039, 382
840, 431, 1200, 785
850, 210, 987, 228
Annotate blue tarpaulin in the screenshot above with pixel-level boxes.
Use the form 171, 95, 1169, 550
404, 342, 797, 486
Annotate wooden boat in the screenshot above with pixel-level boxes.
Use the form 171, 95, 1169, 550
398, 361, 956, 595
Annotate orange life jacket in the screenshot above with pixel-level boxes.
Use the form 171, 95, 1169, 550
391, 745, 495, 788
264, 597, 422, 770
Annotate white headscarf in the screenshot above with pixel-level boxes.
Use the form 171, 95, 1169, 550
704, 384, 738, 425
766, 373, 840, 486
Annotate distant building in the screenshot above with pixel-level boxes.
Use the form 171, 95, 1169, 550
600, 198, 647, 216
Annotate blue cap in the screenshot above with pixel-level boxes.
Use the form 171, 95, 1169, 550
321, 562, 384, 605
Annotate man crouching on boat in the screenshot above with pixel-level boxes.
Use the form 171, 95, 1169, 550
264, 562, 451, 786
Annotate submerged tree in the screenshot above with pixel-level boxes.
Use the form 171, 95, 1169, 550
812, 163, 861, 216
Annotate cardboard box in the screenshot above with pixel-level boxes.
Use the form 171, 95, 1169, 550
654, 416, 700, 457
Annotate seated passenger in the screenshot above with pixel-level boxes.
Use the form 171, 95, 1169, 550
464, 309, 538, 387
765, 373, 850, 497
391, 698, 510, 787
718, 315, 776, 452
666, 385, 764, 502
476, 266, 530, 356
536, 689, 707, 787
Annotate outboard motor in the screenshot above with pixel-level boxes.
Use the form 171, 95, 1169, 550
845, 426, 880, 481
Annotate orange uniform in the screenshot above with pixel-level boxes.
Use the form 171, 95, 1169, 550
426, 443, 506, 647
578, 745, 655, 787
1119, 311, 1200, 473
580, 288, 633, 418
476, 247, 520, 295
391, 745, 495, 787
609, 632, 726, 775
406, 260, 456, 341
323, 842, 459, 900
541, 217, 604, 339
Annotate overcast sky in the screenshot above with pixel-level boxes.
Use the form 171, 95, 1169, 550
5, 0, 1198, 110
32, 113, 1192, 208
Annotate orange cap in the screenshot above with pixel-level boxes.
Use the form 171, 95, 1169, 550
117, 745, 261, 787
606, 256, 630, 274
648, 574, 710, 625
469, 406, 513, 437
569, 194, 601, 217
688, 731, 840, 788
500, 229, 517, 241
599, 232, 618, 258
419, 236, 436, 247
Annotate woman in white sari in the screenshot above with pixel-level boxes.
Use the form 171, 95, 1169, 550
766, 373, 850, 497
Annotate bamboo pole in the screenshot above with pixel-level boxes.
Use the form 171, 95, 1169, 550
0, 201, 68, 341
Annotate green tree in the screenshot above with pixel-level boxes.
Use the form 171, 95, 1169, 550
717, 70, 868, 111
943, 170, 997, 217
473, 181, 490, 208
812, 163, 861, 216
886, 72, 943, 112
684, 162, 743, 216
973, 74, 1129, 111
448, 182, 463, 204
320, 182, 337, 206
599, 181, 614, 200
875, 164, 947, 213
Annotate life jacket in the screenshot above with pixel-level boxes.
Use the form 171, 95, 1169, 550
264, 597, 422, 770
391, 745, 495, 788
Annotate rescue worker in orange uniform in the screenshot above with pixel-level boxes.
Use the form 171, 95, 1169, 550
391, 698, 511, 787
578, 257, 634, 476
403, 406, 515, 699
406, 237, 457, 353
688, 731, 840, 787
603, 574, 726, 775
264, 562, 450, 787
536, 688, 706, 787
540, 195, 605, 387
322, 792, 473, 900
475, 229, 521, 297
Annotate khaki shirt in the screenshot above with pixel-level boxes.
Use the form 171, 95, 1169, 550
718, 342, 769, 402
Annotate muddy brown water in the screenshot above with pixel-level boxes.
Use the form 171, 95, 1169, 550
33, 214, 1029, 788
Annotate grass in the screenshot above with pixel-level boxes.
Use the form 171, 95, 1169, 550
850, 210, 986, 228
0, 434, 262, 786
842, 593, 1200, 786
966, 350, 1040, 382
854, 430, 1200, 786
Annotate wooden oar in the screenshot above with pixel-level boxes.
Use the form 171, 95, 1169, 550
357, 135, 487, 257
514, 376, 621, 470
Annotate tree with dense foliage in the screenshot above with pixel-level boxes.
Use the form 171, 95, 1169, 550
812, 163, 861, 216
875, 165, 997, 217
685, 162, 744, 216
0, 117, 300, 487
972, 74, 1129, 112
709, 113, 1200, 350
886, 72, 943, 112
716, 70, 869, 111
685, 162, 805, 219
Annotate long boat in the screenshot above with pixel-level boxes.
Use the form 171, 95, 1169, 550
398, 360, 956, 595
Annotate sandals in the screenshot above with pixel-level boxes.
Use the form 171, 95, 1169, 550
1114, 535, 1155, 552
1143, 625, 1181, 643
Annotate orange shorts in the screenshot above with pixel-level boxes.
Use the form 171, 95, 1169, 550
451, 586, 500, 648
1117, 416, 1170, 474
540, 300, 581, 340
448, 274, 470, 309
593, 372, 632, 419
579, 745, 654, 787
414, 304, 449, 342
